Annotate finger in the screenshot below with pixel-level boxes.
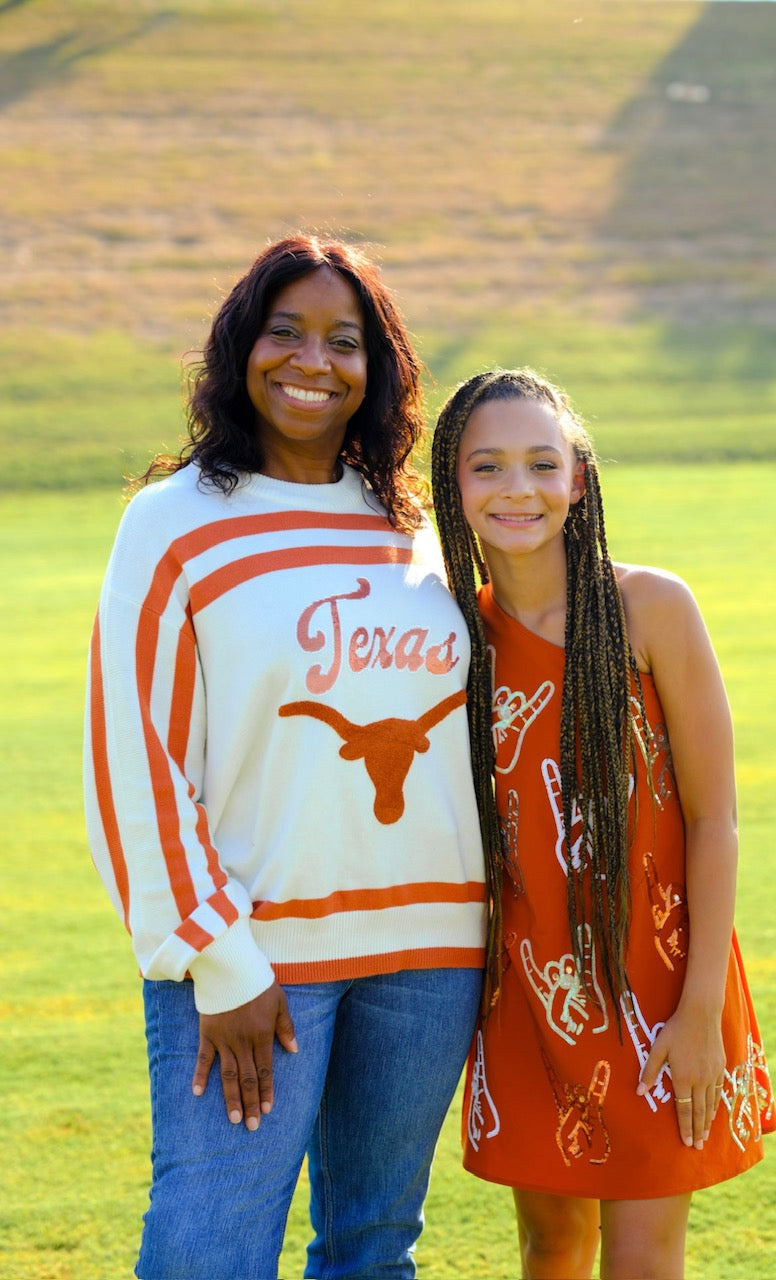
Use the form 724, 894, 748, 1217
275, 997, 298, 1055
256, 1042, 275, 1116
636, 1043, 663, 1095
691, 1094, 706, 1149
712, 1079, 724, 1118
674, 1092, 694, 1147
218, 1051, 246, 1126
702, 1083, 716, 1141
236, 1054, 262, 1132
192, 1037, 216, 1097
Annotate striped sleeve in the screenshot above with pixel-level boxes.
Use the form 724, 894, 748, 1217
84, 543, 275, 1015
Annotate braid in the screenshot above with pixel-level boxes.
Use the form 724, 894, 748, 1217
432, 375, 504, 1011
432, 369, 656, 1023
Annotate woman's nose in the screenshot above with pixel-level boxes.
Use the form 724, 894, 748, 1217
289, 336, 331, 373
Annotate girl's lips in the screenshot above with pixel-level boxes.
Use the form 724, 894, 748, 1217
490, 512, 542, 524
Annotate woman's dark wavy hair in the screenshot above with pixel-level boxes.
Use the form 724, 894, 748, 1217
137, 235, 426, 531
432, 369, 655, 1018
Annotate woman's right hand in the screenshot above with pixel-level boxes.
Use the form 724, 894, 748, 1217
192, 982, 298, 1129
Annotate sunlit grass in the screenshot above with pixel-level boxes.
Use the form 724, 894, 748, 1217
1, 473, 773, 1279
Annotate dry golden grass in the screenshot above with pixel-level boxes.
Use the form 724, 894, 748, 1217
2, 0, 775, 345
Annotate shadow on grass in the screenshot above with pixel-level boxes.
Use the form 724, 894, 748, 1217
595, 1, 776, 338
0, 11, 177, 112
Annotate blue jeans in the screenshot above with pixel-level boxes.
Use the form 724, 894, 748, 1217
135, 969, 482, 1280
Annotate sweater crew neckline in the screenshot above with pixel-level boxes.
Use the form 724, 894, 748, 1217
234, 462, 378, 514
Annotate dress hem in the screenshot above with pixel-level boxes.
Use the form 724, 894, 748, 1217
462, 1143, 766, 1200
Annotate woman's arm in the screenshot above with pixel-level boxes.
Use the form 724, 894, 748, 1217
85, 496, 293, 1124
620, 566, 737, 1149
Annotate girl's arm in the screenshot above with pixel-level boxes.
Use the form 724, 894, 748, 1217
620, 565, 737, 1150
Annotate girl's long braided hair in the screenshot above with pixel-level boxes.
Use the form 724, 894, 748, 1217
432, 369, 653, 1017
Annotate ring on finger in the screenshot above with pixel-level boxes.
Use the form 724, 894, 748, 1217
675, 1096, 692, 1104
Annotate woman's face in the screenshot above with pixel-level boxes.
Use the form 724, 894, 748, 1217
246, 266, 368, 483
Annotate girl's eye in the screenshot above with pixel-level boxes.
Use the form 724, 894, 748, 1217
533, 461, 557, 472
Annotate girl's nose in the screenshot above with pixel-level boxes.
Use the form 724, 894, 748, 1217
289, 336, 331, 374
500, 467, 534, 497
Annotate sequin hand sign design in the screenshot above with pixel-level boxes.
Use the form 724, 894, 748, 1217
722, 1034, 774, 1152
491, 653, 554, 774
620, 989, 673, 1113
279, 690, 466, 824
542, 1051, 612, 1167
542, 757, 593, 875
643, 850, 688, 972
520, 924, 609, 1045
500, 788, 524, 896
467, 1029, 501, 1153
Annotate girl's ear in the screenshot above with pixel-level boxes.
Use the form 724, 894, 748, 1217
569, 458, 586, 505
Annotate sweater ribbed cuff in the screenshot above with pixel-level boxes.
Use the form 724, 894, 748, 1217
188, 919, 275, 1014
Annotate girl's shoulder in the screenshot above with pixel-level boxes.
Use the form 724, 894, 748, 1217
613, 563, 703, 673
614, 561, 690, 604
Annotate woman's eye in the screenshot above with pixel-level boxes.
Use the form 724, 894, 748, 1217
331, 337, 360, 351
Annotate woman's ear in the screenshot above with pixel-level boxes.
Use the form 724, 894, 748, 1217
569, 458, 586, 505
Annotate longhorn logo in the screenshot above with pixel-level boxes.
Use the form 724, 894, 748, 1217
279, 690, 466, 824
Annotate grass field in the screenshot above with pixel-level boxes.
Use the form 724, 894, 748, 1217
2, 469, 774, 1280
1, 1, 775, 1276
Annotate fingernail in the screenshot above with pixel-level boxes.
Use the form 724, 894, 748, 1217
683, 1136, 693, 1147
192, 1084, 203, 1097
289, 1038, 299, 1053
636, 1083, 647, 1096
229, 1109, 242, 1124
695, 1139, 704, 1150
261, 1101, 272, 1115
246, 1116, 259, 1131
703, 1129, 710, 1141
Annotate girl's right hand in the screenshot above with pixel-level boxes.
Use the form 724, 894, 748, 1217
192, 982, 298, 1129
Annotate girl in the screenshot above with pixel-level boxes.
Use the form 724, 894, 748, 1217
431, 369, 774, 1279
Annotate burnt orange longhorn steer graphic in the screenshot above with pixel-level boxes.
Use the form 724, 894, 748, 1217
279, 689, 466, 824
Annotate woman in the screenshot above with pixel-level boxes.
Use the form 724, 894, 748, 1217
84, 235, 489, 1280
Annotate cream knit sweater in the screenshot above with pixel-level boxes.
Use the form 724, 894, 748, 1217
85, 463, 486, 1014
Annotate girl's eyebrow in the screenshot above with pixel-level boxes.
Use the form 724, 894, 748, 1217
462, 443, 564, 461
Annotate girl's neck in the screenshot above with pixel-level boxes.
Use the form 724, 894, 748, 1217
486, 543, 569, 645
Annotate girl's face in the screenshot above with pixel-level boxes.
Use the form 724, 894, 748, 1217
456, 396, 585, 564
246, 266, 368, 482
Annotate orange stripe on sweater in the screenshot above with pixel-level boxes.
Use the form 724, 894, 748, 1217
175, 916, 214, 951
273, 947, 485, 985
190, 543, 412, 615
88, 617, 130, 927
173, 889, 241, 954
135, 606, 200, 918
167, 605, 196, 769
251, 880, 487, 922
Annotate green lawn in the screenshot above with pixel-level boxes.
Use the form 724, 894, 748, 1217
1, 0, 774, 1274
1, 471, 773, 1279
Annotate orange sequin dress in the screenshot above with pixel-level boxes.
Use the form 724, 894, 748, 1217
463, 585, 774, 1198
